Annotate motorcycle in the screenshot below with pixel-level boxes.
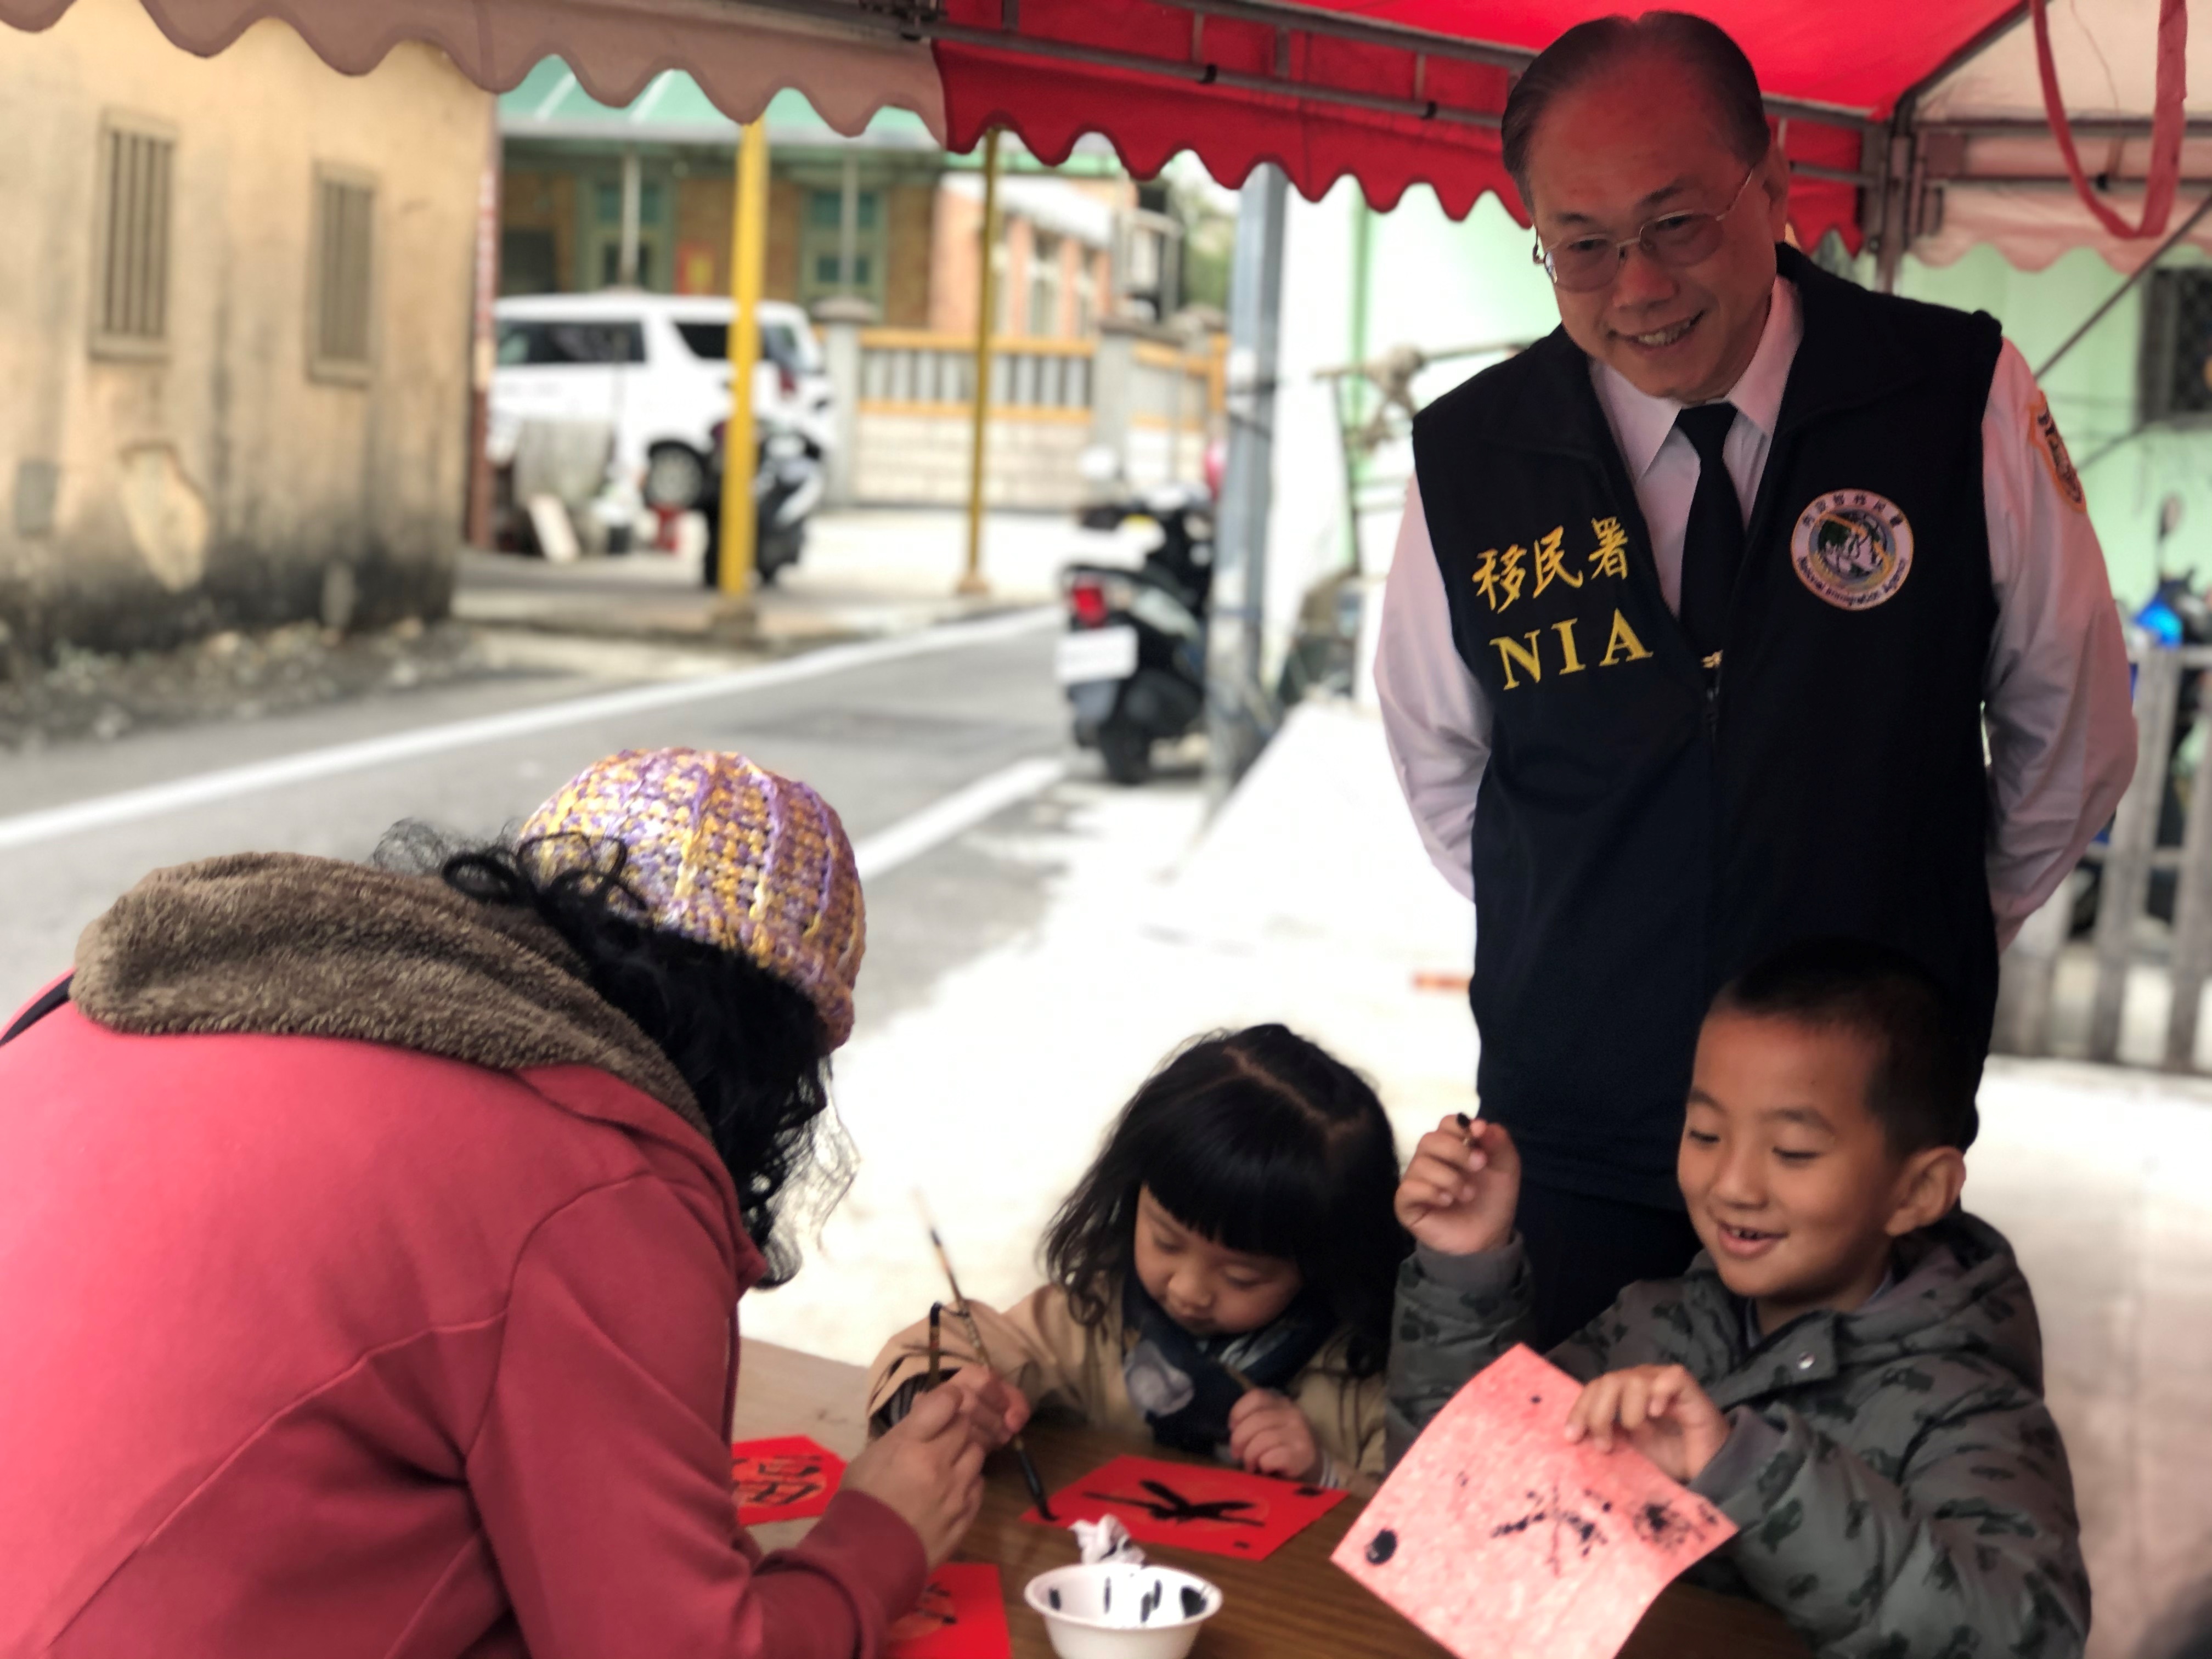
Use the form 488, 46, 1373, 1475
697, 415, 822, 590
1057, 483, 1214, 785
2071, 572, 2209, 934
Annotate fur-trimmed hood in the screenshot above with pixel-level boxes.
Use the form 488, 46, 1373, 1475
71, 850, 710, 1144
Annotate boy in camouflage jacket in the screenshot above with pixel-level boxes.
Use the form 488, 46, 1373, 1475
1389, 942, 2088, 1658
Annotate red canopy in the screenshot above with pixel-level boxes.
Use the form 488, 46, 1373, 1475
926, 0, 2024, 250
12, 0, 2182, 261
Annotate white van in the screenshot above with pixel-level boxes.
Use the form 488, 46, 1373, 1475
490, 292, 834, 511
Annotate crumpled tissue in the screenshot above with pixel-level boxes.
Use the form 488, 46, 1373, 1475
1072, 1514, 1146, 1567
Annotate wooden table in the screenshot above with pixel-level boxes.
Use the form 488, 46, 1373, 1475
736, 1340, 1810, 1658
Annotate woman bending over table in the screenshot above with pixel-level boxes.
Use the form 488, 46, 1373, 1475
0, 748, 1019, 1659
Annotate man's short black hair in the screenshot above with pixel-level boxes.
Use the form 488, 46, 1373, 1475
1501, 12, 1772, 202
1710, 938, 1979, 1154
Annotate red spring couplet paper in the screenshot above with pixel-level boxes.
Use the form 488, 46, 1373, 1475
1331, 1346, 1737, 1659
1021, 1453, 1347, 1561
731, 1435, 845, 1528
885, 1563, 1012, 1659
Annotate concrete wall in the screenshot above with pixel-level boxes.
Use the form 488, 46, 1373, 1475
926, 184, 1118, 341
765, 174, 803, 302
503, 167, 576, 295
930, 185, 983, 335
884, 181, 935, 328
851, 411, 1091, 509
1894, 241, 2211, 610
673, 172, 731, 296
1266, 181, 1556, 681
0, 0, 490, 659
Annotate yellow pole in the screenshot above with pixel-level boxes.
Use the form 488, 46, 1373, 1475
959, 128, 1001, 597
719, 117, 769, 603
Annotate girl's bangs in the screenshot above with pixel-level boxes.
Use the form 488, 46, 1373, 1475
1140, 1085, 1334, 1263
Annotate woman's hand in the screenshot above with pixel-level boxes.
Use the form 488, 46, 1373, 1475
1394, 1115, 1521, 1257
1227, 1389, 1323, 1482
936, 1364, 1031, 1450
842, 1384, 988, 1566
1564, 1364, 1730, 1484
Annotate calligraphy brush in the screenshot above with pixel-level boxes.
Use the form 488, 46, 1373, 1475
926, 1302, 943, 1392
917, 1197, 1056, 1520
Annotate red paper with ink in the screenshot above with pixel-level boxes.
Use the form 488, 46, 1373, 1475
731, 1435, 845, 1527
1022, 1453, 1347, 1561
885, 1562, 1012, 1659
1331, 1345, 1737, 1659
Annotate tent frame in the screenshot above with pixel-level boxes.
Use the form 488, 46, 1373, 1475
746, 0, 2201, 288
750, 0, 1875, 179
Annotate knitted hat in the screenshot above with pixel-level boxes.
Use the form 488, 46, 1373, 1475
520, 748, 866, 1048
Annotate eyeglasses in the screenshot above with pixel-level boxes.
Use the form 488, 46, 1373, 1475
1531, 169, 1760, 293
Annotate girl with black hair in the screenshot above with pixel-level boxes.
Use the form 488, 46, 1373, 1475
867, 1025, 1408, 1487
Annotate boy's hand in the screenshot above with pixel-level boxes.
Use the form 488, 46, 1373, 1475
1395, 1115, 1521, 1257
1564, 1365, 1730, 1484
935, 1365, 1031, 1449
1227, 1389, 1323, 1482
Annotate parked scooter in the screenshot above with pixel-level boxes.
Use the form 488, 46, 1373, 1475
2072, 570, 2210, 933
1057, 483, 1214, 785
697, 414, 822, 590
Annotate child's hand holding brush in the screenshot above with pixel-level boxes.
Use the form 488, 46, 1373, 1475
932, 1363, 1032, 1449
923, 1302, 1034, 1449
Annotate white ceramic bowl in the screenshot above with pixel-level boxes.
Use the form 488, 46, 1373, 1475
1023, 1564, 1223, 1659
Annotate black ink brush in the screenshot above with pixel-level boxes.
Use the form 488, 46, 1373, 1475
917, 1195, 1056, 1520
926, 1301, 943, 1392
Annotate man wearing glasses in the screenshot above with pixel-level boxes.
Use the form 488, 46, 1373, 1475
1374, 12, 2135, 1345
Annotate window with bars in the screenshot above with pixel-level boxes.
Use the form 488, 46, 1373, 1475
1026, 230, 1064, 337
92, 116, 175, 357
311, 169, 375, 381
2141, 268, 2212, 425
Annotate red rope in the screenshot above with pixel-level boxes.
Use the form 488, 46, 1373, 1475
2030, 0, 2189, 238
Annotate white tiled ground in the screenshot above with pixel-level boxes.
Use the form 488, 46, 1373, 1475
1971, 1060, 2212, 1658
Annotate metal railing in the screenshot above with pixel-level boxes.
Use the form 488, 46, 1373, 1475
857, 329, 1095, 417
2008, 639, 2209, 1069
2091, 644, 2205, 1066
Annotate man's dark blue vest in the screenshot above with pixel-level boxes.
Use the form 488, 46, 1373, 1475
1410, 245, 2002, 1208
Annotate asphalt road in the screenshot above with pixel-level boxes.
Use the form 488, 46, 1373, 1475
0, 612, 1077, 1020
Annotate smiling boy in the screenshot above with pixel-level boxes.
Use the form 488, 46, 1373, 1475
1389, 939, 2089, 1656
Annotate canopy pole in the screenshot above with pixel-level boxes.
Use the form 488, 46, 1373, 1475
1205, 162, 1289, 807
618, 144, 642, 287
838, 151, 860, 290
960, 127, 1002, 599
718, 119, 769, 602
464, 97, 500, 552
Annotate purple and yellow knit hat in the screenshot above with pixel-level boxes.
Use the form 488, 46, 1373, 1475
521, 748, 866, 1048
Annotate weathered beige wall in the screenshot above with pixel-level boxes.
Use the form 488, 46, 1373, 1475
0, 0, 489, 658
851, 411, 1091, 510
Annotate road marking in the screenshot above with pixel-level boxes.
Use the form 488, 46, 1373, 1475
853, 756, 1069, 881
0, 608, 1059, 853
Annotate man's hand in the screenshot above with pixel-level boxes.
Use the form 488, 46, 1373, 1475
933, 1364, 1031, 1450
1394, 1114, 1521, 1257
1227, 1389, 1323, 1482
843, 1384, 989, 1566
1564, 1364, 1730, 1484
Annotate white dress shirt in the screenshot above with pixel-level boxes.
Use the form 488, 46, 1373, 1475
1373, 276, 2137, 950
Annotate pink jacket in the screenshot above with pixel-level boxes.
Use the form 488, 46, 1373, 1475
0, 1002, 924, 1658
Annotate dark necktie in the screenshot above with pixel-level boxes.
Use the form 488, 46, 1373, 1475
1673, 402, 1742, 668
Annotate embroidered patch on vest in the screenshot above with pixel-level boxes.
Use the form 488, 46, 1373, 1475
1790, 492, 1914, 611
2027, 393, 2087, 512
